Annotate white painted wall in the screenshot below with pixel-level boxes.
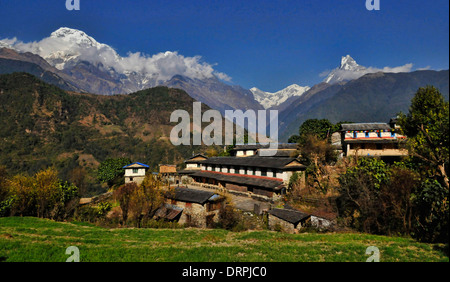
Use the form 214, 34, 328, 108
124, 168, 146, 177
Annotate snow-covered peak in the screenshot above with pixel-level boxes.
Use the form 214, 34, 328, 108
340, 55, 359, 70
0, 41, 12, 49
40, 27, 121, 70
50, 27, 102, 49
324, 55, 367, 84
251, 84, 310, 109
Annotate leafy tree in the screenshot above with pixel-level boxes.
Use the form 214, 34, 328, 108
34, 167, 60, 218
299, 134, 337, 192
397, 86, 449, 189
379, 166, 419, 235
0, 166, 8, 203
113, 182, 137, 223
97, 158, 131, 188
53, 181, 80, 220
297, 119, 335, 144
5, 167, 78, 219
337, 157, 391, 233
8, 174, 36, 216
413, 179, 449, 243
128, 175, 167, 228
113, 175, 168, 227
288, 135, 300, 144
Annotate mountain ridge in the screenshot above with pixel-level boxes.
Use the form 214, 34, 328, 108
279, 69, 450, 141
250, 84, 311, 109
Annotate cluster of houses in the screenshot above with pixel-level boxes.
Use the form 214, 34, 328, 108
118, 119, 407, 233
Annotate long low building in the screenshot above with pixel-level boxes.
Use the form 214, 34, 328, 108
180, 152, 306, 199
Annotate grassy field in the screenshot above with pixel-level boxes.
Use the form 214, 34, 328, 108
0, 217, 448, 262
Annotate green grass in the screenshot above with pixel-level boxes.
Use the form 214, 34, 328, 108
0, 217, 448, 262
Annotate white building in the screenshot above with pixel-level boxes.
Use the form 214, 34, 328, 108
123, 162, 149, 185
180, 146, 306, 199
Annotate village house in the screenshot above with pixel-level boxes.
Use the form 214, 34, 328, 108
339, 120, 408, 161
161, 187, 225, 228
123, 162, 149, 185
268, 208, 334, 233
268, 208, 310, 233
179, 145, 306, 200
230, 143, 299, 158
159, 164, 178, 184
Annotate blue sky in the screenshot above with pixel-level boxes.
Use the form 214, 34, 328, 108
0, 0, 448, 92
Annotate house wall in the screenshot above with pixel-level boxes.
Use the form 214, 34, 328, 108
186, 163, 200, 169
169, 200, 221, 228
125, 176, 145, 185
268, 214, 297, 234
226, 183, 248, 193
236, 150, 255, 157
347, 148, 408, 157
124, 168, 146, 177
253, 188, 273, 197
310, 216, 332, 229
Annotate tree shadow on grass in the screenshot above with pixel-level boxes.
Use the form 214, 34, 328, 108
433, 243, 449, 257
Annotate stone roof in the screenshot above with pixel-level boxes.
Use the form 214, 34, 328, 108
167, 187, 219, 205
268, 208, 310, 224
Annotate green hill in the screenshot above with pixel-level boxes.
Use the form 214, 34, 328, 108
0, 73, 207, 195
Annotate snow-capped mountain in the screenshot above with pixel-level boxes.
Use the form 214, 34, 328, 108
43, 27, 121, 70
0, 27, 262, 113
323, 55, 367, 84
1, 27, 233, 92
250, 84, 310, 109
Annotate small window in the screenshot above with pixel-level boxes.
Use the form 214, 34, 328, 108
391, 132, 396, 138
353, 131, 357, 138
377, 131, 381, 138
365, 132, 369, 138
129, 177, 133, 182
132, 168, 139, 174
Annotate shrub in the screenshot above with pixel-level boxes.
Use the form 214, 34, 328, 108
412, 179, 449, 243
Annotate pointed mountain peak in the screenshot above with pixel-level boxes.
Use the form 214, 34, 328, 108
324, 54, 367, 84
340, 55, 359, 70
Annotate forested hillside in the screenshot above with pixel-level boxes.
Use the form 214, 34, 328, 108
0, 73, 206, 195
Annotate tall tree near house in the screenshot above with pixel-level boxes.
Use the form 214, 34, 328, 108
113, 182, 137, 223
397, 86, 449, 189
298, 134, 337, 192
297, 119, 335, 144
97, 158, 131, 188
129, 174, 167, 228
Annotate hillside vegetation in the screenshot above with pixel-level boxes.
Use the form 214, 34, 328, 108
0, 73, 206, 195
0, 217, 447, 262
